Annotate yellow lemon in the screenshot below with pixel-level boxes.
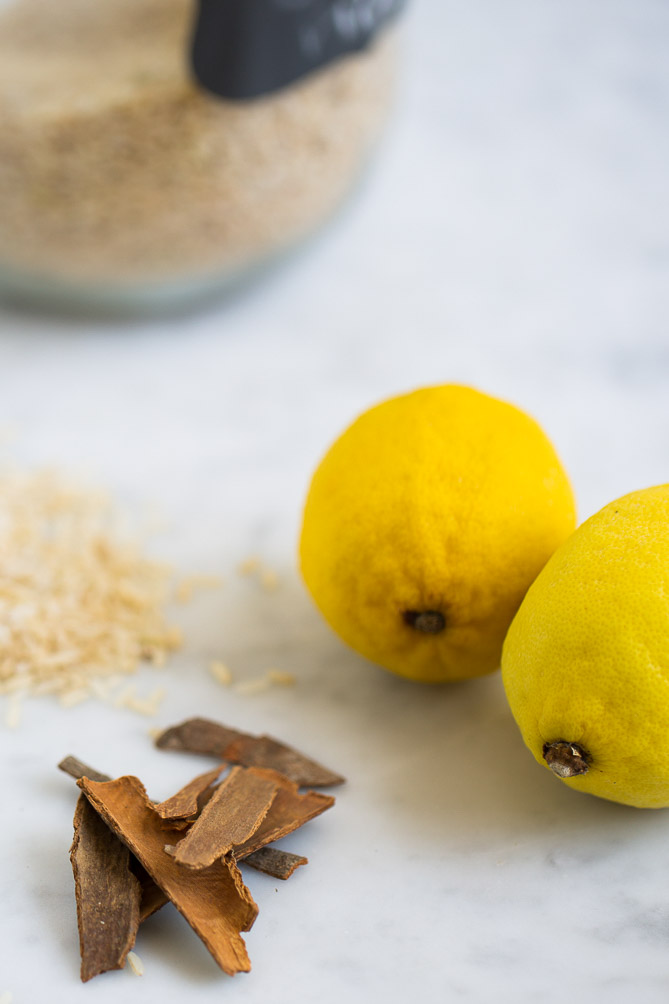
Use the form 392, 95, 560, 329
502, 484, 669, 808
299, 385, 576, 683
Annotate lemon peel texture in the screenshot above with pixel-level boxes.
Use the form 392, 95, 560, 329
502, 483, 669, 808
300, 384, 576, 683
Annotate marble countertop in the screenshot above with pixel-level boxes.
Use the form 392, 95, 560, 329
2, 0, 669, 1001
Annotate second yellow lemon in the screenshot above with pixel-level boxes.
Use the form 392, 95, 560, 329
502, 484, 669, 808
300, 385, 576, 682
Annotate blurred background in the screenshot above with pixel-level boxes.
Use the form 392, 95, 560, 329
0, 0, 667, 530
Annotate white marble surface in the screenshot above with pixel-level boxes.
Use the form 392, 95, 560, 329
2, 0, 669, 1001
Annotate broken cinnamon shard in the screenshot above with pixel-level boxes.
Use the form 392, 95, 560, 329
60, 756, 169, 927
78, 775, 258, 976
153, 766, 223, 820
244, 847, 308, 880
234, 768, 335, 859
131, 859, 169, 923
169, 765, 278, 869
59, 755, 111, 784
70, 794, 141, 982
224, 734, 345, 788
155, 718, 245, 757
155, 717, 345, 787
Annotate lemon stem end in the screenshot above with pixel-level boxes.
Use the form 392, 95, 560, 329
543, 740, 590, 778
402, 610, 446, 634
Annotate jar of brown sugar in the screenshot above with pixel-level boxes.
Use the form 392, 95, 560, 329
0, 0, 404, 313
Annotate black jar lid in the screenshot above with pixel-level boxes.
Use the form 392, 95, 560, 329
191, 0, 406, 100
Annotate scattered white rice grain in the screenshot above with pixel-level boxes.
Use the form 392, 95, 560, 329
5, 692, 22, 729
233, 669, 297, 697
59, 687, 90, 708
0, 674, 29, 695
164, 626, 183, 648
259, 568, 280, 591
175, 574, 223, 603
267, 669, 296, 687
143, 647, 167, 667
126, 951, 144, 976
237, 556, 280, 590
38, 649, 83, 667
174, 582, 191, 603
26, 678, 58, 698
88, 676, 120, 702
115, 582, 150, 609
117, 685, 166, 717
234, 677, 272, 697
146, 687, 166, 714
113, 683, 137, 708
124, 699, 154, 716
209, 660, 233, 686
237, 557, 260, 577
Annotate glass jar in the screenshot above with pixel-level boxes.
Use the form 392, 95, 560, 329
0, 0, 403, 314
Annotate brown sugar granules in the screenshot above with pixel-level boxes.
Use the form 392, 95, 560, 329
0, 0, 397, 287
0, 469, 180, 706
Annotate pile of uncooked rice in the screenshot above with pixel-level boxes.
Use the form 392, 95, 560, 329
0, 468, 180, 707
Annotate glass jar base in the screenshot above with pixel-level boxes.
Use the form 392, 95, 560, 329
0, 256, 284, 319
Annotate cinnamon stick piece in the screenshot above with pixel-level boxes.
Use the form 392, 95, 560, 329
156, 719, 242, 756
168, 766, 278, 869
59, 755, 111, 784
61, 754, 327, 936
233, 767, 335, 858
131, 858, 170, 922
78, 775, 258, 975
244, 847, 308, 880
70, 794, 141, 982
153, 766, 224, 820
60, 755, 221, 820
225, 734, 346, 788
61, 755, 170, 922
155, 718, 345, 788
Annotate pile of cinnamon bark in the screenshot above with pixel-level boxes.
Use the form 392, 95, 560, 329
60, 718, 344, 982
